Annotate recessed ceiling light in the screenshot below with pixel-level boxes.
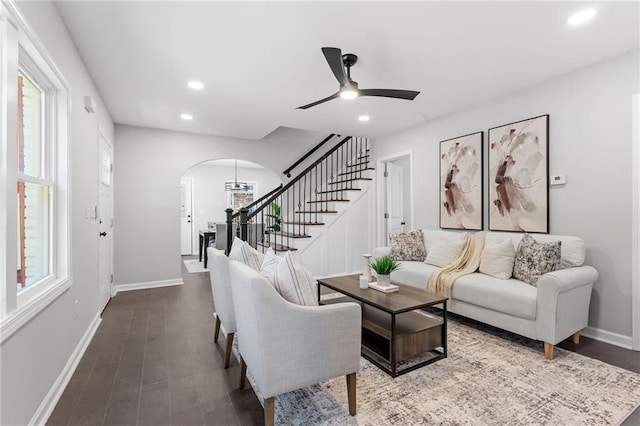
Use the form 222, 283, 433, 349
567, 9, 596, 26
358, 115, 370, 122
180, 113, 193, 120
187, 81, 204, 90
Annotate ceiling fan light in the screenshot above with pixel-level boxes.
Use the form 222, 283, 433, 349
340, 88, 359, 100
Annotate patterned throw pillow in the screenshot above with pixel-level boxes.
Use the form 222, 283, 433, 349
271, 251, 318, 306
229, 237, 264, 272
425, 238, 464, 267
513, 234, 561, 286
390, 230, 427, 261
479, 238, 516, 280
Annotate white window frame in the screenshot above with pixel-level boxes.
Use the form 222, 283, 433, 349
0, 1, 71, 343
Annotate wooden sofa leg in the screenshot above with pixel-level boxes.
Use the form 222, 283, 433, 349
544, 342, 554, 360
264, 397, 275, 426
239, 356, 247, 390
214, 315, 221, 343
572, 332, 580, 344
224, 332, 235, 368
346, 373, 357, 416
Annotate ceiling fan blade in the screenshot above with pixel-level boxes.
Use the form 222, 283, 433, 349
360, 89, 420, 101
321, 47, 348, 86
296, 92, 340, 110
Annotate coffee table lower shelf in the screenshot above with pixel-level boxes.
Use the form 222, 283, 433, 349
323, 296, 447, 377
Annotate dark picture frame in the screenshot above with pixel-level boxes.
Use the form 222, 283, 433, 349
439, 131, 484, 230
488, 114, 549, 233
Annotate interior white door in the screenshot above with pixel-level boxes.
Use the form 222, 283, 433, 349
385, 162, 404, 243
98, 133, 113, 312
180, 178, 193, 255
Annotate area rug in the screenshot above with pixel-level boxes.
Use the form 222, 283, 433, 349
183, 259, 208, 273
242, 319, 640, 425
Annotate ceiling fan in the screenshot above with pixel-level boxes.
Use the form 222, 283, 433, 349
296, 47, 420, 110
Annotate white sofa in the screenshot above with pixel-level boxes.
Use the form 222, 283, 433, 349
373, 230, 598, 359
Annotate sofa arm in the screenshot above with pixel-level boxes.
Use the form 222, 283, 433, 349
372, 246, 392, 259
536, 265, 598, 345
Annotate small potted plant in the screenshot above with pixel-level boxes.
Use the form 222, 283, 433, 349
370, 256, 400, 287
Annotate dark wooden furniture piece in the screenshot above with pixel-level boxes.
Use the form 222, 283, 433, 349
317, 274, 448, 377
198, 229, 216, 267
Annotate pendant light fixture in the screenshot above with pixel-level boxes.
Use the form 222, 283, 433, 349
225, 159, 248, 192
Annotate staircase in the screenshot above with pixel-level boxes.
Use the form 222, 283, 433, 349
226, 135, 375, 275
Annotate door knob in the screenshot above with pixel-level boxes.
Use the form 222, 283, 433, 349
99, 232, 107, 237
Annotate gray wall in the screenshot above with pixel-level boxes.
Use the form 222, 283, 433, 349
183, 162, 282, 252
1, 2, 115, 424
113, 125, 326, 286
372, 50, 639, 338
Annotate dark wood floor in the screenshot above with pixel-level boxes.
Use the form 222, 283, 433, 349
47, 258, 640, 425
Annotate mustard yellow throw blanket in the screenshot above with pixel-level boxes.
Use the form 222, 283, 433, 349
426, 232, 486, 297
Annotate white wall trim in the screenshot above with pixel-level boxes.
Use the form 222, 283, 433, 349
375, 150, 414, 247
632, 93, 639, 351
0, 278, 72, 344
29, 313, 101, 426
112, 278, 183, 295
582, 326, 633, 350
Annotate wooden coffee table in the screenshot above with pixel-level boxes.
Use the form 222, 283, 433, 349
317, 274, 448, 377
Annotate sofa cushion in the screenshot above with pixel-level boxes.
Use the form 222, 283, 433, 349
260, 248, 280, 281
229, 237, 264, 272
390, 261, 440, 290
513, 234, 561, 286
452, 273, 538, 320
479, 238, 516, 280
271, 251, 318, 306
425, 238, 464, 267
390, 230, 427, 261
422, 230, 465, 253
484, 232, 585, 269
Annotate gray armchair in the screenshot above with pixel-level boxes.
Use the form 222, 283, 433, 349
229, 261, 361, 426
207, 247, 237, 368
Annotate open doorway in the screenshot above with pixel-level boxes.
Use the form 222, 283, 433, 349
180, 159, 282, 262
377, 151, 413, 246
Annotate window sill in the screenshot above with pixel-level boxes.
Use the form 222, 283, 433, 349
0, 278, 72, 344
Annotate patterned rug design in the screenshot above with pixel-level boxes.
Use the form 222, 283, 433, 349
240, 319, 640, 425
183, 259, 208, 273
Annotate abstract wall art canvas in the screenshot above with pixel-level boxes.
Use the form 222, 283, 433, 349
488, 115, 549, 233
439, 132, 483, 230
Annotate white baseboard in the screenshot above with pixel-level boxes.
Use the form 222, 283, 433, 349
112, 278, 183, 295
582, 326, 633, 350
30, 314, 102, 426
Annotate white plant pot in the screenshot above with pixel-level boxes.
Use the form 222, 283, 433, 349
377, 274, 391, 287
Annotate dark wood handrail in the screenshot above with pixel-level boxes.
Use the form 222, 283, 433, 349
282, 134, 337, 178
247, 135, 352, 221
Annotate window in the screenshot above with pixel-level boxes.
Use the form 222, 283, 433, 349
1, 2, 71, 339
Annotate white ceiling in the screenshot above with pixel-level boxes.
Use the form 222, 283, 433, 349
55, 1, 639, 141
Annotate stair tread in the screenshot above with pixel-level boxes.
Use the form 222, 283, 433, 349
257, 242, 297, 252
307, 199, 350, 203
316, 188, 361, 194
270, 231, 311, 239
338, 168, 375, 176
329, 178, 373, 185
295, 210, 338, 214
283, 221, 326, 225
347, 161, 370, 167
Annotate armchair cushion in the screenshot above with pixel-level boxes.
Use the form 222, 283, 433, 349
229, 237, 264, 271
271, 251, 318, 306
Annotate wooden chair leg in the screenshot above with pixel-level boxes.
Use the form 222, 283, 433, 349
214, 315, 221, 343
264, 397, 275, 426
239, 356, 247, 390
544, 342, 554, 360
572, 332, 580, 344
346, 373, 356, 416
224, 332, 235, 368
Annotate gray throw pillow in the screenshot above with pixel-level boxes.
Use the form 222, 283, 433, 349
390, 230, 427, 261
513, 234, 561, 286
